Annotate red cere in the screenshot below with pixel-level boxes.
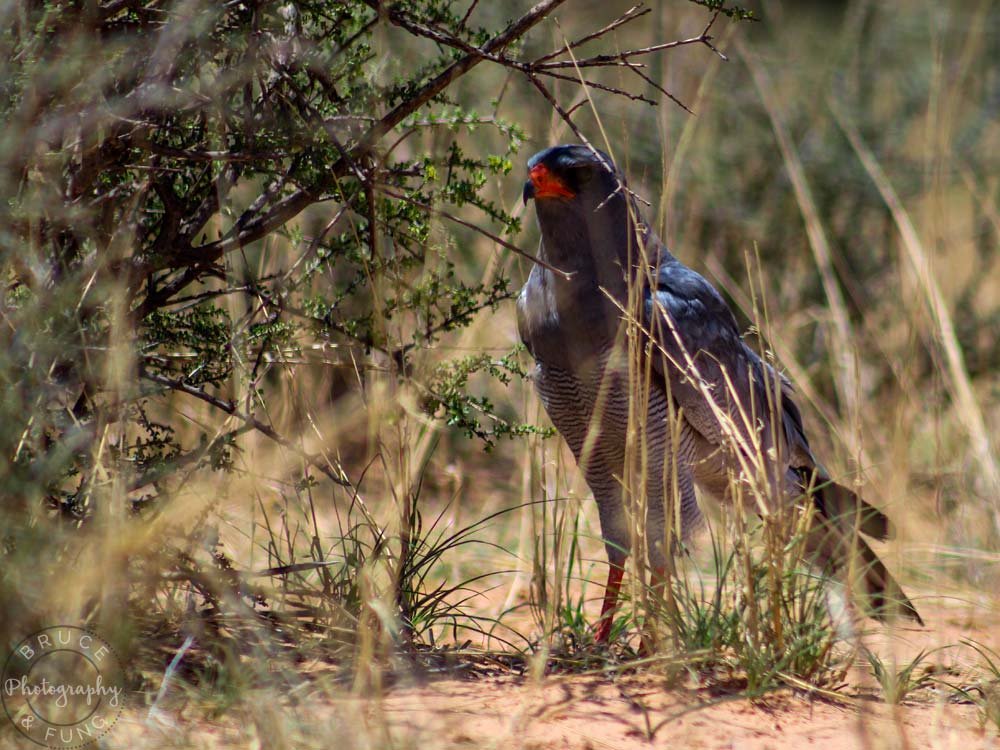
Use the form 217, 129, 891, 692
529, 164, 575, 200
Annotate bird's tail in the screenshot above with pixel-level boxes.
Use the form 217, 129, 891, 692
800, 472, 923, 626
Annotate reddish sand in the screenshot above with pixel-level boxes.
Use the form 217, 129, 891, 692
100, 601, 999, 749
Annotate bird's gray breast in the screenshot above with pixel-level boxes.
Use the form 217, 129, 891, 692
517, 264, 704, 541
517, 263, 671, 458
517, 265, 629, 451
516, 265, 621, 373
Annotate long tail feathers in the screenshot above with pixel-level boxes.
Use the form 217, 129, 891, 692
804, 475, 923, 626
809, 473, 892, 540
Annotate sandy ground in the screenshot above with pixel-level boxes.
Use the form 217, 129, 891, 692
370, 672, 988, 750
106, 669, 995, 750
96, 601, 999, 750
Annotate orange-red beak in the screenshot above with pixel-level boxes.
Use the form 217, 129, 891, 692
524, 163, 575, 203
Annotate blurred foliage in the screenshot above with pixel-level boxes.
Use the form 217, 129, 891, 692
663, 2, 1000, 387
0, 0, 540, 527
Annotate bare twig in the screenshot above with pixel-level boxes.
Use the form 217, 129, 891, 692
534, 4, 651, 64
526, 73, 595, 153
141, 372, 354, 488
373, 1, 705, 110
457, 0, 482, 31
533, 15, 726, 71
627, 64, 694, 115
360, 0, 569, 148
145, 142, 285, 163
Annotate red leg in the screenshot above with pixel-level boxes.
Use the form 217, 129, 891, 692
594, 563, 624, 643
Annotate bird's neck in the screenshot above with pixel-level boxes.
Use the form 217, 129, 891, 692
537, 208, 663, 300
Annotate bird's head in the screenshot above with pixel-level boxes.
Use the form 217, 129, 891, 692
521, 144, 644, 275
522, 144, 622, 212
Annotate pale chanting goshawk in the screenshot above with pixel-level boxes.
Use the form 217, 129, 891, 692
516, 144, 921, 642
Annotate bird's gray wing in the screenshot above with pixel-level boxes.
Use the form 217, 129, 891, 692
644, 255, 892, 538
643, 256, 812, 468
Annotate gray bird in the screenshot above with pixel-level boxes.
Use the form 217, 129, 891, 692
516, 144, 921, 642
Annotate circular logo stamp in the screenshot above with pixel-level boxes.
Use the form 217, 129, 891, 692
2, 626, 125, 749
